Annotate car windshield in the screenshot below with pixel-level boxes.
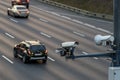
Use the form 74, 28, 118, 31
17, 7, 26, 10
30, 45, 46, 52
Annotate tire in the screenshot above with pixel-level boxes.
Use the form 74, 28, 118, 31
42, 59, 47, 64
13, 12, 18, 18
13, 50, 18, 58
23, 55, 28, 63
13, 13, 16, 17
25, 16, 28, 18
26, 4, 29, 9
7, 11, 10, 16
42, 56, 47, 63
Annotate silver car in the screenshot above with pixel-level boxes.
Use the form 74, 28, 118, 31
7, 5, 29, 18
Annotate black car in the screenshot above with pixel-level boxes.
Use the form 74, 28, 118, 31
11, 0, 29, 8
13, 40, 48, 63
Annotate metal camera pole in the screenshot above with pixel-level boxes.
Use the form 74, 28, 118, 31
113, 0, 120, 66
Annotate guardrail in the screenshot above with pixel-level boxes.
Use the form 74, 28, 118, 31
37, 0, 113, 21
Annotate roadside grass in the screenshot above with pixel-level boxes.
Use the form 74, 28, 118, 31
50, 0, 113, 15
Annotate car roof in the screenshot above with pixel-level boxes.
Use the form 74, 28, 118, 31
21, 40, 43, 47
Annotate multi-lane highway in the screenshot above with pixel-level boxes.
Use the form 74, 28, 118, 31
0, 0, 113, 80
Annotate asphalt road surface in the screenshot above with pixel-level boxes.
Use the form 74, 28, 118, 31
0, 0, 113, 80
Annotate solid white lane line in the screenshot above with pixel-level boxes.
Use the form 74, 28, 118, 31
48, 56, 55, 61
73, 31, 85, 37
40, 32, 52, 38
50, 12, 61, 16
73, 20, 112, 34
10, 18, 18, 23
2, 55, 13, 64
84, 23, 96, 28
97, 28, 113, 34
72, 19, 84, 24
31, 5, 59, 16
5, 33, 15, 39
61, 16, 71, 20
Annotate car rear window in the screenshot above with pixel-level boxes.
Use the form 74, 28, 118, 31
30, 45, 46, 52
17, 7, 26, 10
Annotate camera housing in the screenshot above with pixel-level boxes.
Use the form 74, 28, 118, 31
61, 41, 79, 48
94, 35, 114, 46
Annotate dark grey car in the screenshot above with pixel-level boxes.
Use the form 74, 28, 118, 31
13, 40, 48, 63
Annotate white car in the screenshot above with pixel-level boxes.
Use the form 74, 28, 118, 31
7, 5, 29, 18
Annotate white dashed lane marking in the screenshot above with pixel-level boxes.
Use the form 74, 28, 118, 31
82, 52, 88, 55
48, 56, 55, 61
5, 33, 15, 39
73, 31, 85, 37
82, 52, 99, 60
10, 18, 18, 23
2, 55, 14, 64
39, 18, 49, 23
40, 32, 52, 38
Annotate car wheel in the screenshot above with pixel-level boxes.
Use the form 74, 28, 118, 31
42, 59, 47, 64
13, 13, 17, 18
13, 50, 18, 58
13, 13, 16, 17
25, 16, 29, 18
7, 11, 10, 16
23, 55, 28, 63
26, 4, 29, 9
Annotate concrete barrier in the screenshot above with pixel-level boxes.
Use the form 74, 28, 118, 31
37, 0, 113, 21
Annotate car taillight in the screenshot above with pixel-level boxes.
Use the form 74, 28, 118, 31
26, 10, 29, 14
45, 50, 48, 54
17, 11, 20, 14
27, 0, 29, 2
17, 0, 21, 3
27, 50, 32, 55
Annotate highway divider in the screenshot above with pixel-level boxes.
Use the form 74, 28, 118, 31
37, 0, 113, 21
